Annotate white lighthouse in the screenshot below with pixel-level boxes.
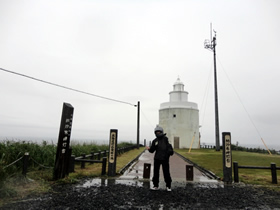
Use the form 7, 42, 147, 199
159, 78, 200, 149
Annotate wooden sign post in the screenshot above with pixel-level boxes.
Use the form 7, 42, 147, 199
53, 103, 74, 180
108, 129, 118, 176
222, 132, 232, 184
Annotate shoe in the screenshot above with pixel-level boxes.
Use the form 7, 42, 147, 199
166, 187, 171, 192
151, 186, 159, 190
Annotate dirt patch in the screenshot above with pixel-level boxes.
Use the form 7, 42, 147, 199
1, 179, 280, 209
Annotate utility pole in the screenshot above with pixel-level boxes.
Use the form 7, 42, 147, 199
136, 101, 140, 149
204, 24, 220, 151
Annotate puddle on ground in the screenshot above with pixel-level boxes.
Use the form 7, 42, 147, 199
76, 150, 221, 190
76, 178, 224, 190
76, 178, 152, 188
119, 161, 147, 180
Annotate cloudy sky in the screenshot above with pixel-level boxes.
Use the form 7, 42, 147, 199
0, 0, 279, 149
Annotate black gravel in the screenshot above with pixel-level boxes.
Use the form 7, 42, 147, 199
1, 180, 280, 210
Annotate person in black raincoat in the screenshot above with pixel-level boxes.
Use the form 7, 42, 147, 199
146, 125, 174, 191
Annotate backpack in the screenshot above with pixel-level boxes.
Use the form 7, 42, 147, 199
167, 142, 174, 156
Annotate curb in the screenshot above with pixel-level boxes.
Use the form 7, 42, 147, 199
118, 149, 146, 175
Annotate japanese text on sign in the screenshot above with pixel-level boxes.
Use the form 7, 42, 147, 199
109, 132, 116, 163
225, 134, 231, 168
61, 114, 73, 154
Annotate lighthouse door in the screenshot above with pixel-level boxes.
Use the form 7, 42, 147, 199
174, 137, 180, 149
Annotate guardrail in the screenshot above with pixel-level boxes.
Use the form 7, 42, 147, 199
200, 145, 217, 149
69, 145, 138, 174
233, 161, 279, 184
200, 144, 280, 155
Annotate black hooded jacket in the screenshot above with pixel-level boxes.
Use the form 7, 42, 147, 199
148, 134, 174, 161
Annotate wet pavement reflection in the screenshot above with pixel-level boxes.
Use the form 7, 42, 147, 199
76, 150, 223, 190
76, 177, 225, 190
120, 150, 218, 182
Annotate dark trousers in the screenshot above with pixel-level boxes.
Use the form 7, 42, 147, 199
152, 159, 172, 188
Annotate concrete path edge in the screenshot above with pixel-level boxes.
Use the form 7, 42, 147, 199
118, 149, 145, 175
175, 151, 221, 180
118, 148, 221, 181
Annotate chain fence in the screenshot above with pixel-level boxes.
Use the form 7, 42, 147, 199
3, 156, 23, 169
30, 157, 53, 169
2, 155, 53, 170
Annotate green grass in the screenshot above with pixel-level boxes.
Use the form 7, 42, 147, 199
0, 140, 140, 205
176, 148, 280, 185
0, 143, 144, 206
2, 142, 279, 205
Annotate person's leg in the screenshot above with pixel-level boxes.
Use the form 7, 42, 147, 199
152, 159, 160, 187
162, 160, 172, 188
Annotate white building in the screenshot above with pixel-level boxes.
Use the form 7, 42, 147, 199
159, 78, 200, 149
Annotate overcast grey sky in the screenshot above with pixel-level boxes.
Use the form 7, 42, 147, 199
0, 0, 279, 149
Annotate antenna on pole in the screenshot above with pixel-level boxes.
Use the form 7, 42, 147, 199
204, 24, 220, 151
210, 23, 212, 41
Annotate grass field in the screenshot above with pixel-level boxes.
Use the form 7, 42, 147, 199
0, 140, 144, 204
1, 144, 280, 205
176, 148, 280, 186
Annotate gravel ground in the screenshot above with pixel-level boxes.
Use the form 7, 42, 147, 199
1, 179, 280, 210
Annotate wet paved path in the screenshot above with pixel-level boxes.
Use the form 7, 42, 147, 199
119, 150, 218, 184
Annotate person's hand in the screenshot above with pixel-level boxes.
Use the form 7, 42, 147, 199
145, 146, 150, 150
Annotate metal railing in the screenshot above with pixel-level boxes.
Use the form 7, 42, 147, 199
233, 161, 279, 184
69, 145, 138, 174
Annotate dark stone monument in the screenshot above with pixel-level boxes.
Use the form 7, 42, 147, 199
53, 103, 74, 180
222, 132, 232, 184
108, 129, 118, 176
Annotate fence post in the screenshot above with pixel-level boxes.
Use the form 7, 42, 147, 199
233, 161, 239, 183
186, 165, 194, 181
81, 154, 86, 169
98, 151, 101, 160
102, 157, 107, 175
271, 163, 277, 184
69, 155, 75, 173
143, 163, 151, 179
22, 152, 30, 176
103, 150, 107, 158
90, 152, 94, 165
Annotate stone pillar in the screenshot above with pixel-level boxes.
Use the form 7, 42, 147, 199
53, 103, 74, 180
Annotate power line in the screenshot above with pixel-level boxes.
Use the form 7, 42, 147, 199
199, 61, 213, 133
140, 109, 154, 129
216, 58, 263, 138
216, 57, 271, 154
0, 67, 136, 107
